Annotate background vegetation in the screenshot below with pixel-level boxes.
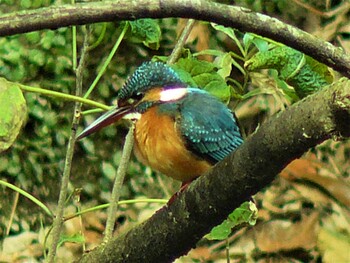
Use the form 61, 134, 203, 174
0, 0, 349, 262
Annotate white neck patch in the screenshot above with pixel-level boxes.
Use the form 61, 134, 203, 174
159, 88, 187, 102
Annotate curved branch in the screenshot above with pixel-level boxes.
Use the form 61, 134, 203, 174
78, 79, 350, 262
0, 0, 350, 78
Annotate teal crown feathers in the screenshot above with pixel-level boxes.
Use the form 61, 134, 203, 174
117, 61, 183, 100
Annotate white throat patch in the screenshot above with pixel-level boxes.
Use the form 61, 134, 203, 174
123, 112, 141, 120
159, 88, 187, 102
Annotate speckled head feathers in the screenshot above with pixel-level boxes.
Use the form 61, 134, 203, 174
117, 61, 184, 100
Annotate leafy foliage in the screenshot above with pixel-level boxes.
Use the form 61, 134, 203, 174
124, 19, 161, 50
246, 45, 334, 98
173, 57, 231, 102
206, 201, 257, 240
0, 27, 75, 197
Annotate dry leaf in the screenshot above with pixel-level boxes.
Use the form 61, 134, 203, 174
318, 226, 350, 263
255, 212, 319, 252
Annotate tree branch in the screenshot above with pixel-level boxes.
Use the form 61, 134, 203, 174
0, 0, 349, 78
78, 79, 350, 262
48, 26, 91, 261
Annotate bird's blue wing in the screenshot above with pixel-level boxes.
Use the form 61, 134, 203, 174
178, 90, 243, 163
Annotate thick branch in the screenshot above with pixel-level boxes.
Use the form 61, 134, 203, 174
0, 0, 350, 78
78, 80, 350, 262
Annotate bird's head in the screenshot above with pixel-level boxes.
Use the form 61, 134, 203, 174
77, 61, 187, 139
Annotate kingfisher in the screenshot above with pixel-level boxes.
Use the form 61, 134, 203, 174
77, 61, 243, 184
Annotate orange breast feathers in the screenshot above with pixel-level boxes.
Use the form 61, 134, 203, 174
134, 106, 212, 183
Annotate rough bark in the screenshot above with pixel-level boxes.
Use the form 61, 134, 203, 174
78, 79, 350, 262
0, 0, 350, 78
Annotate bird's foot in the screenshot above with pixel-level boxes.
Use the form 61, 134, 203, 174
166, 180, 193, 206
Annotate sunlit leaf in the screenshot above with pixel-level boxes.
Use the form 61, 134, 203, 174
215, 52, 233, 79
0, 78, 27, 152
206, 201, 258, 240
25, 32, 41, 44
57, 233, 85, 248
173, 58, 231, 102
125, 19, 161, 50
29, 49, 46, 66
246, 45, 333, 98
211, 23, 237, 42
101, 161, 117, 180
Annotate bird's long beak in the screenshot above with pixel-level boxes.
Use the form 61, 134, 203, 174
77, 105, 133, 140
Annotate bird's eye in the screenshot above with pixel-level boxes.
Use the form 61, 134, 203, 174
130, 93, 144, 102
123, 93, 144, 106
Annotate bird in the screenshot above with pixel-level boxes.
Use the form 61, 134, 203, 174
77, 61, 243, 184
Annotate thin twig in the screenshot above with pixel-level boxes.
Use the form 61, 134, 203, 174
6, 191, 19, 236
47, 26, 90, 262
71, 0, 77, 70
84, 22, 129, 99
0, 180, 53, 217
93, 22, 133, 243
63, 198, 167, 221
167, 19, 196, 65
19, 84, 109, 110
74, 189, 86, 251
103, 124, 135, 242
72, 26, 77, 70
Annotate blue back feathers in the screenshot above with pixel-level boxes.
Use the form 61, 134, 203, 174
117, 61, 183, 100
176, 89, 243, 163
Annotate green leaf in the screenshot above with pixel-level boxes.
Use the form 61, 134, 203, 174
215, 52, 233, 79
0, 156, 9, 172
2, 41, 21, 64
270, 70, 299, 103
20, 0, 31, 8
80, 139, 95, 156
193, 49, 225, 58
40, 31, 55, 50
243, 33, 270, 52
290, 56, 333, 97
246, 46, 333, 98
28, 49, 46, 66
101, 161, 117, 180
207, 219, 234, 241
171, 67, 197, 87
211, 24, 237, 42
206, 201, 258, 241
212, 23, 245, 56
242, 33, 254, 50
173, 58, 231, 102
228, 201, 258, 226
57, 233, 85, 248
175, 57, 216, 76
252, 37, 269, 52
0, 78, 27, 152
193, 73, 230, 102
126, 19, 161, 50
25, 32, 41, 44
